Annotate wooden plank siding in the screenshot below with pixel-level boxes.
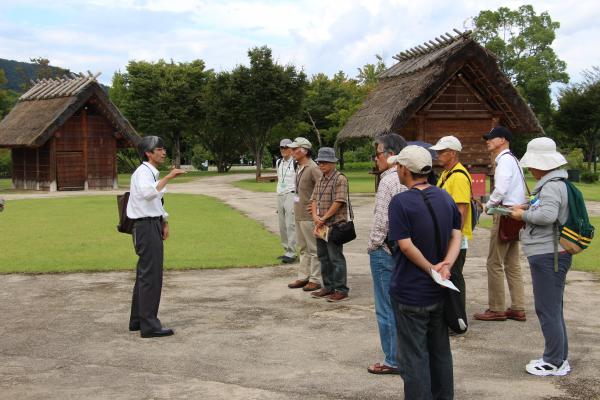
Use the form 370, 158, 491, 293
86, 105, 117, 189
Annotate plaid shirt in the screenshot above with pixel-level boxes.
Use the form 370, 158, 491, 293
310, 170, 349, 227
367, 166, 407, 254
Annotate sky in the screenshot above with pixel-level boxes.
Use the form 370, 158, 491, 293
0, 0, 599, 91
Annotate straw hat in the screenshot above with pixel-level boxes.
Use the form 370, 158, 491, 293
519, 137, 567, 171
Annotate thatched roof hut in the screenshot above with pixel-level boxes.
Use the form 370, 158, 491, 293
338, 29, 543, 172
0, 73, 139, 190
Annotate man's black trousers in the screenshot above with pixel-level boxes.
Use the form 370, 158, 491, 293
129, 219, 164, 334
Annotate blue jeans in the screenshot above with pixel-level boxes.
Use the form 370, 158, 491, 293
369, 248, 398, 367
528, 252, 572, 367
316, 238, 348, 293
392, 300, 453, 400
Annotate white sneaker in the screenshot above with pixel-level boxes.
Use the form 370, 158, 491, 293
527, 358, 570, 372
526, 359, 570, 376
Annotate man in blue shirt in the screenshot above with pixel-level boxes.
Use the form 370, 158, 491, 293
387, 145, 462, 400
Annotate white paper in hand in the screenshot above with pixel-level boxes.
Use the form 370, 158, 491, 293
430, 269, 460, 292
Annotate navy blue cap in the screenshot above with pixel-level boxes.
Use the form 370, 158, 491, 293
483, 126, 513, 142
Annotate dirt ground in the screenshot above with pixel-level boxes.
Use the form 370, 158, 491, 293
1, 174, 599, 400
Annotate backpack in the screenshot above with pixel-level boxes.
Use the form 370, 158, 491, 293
440, 169, 483, 231
555, 179, 594, 254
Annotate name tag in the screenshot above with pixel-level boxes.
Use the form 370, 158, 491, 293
294, 195, 300, 203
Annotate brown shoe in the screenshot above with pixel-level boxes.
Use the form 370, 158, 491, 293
473, 309, 507, 321
288, 279, 308, 289
302, 282, 322, 292
505, 308, 526, 321
327, 291, 349, 302
311, 288, 333, 299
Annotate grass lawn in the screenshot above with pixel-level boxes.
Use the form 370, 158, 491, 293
0, 194, 281, 273
233, 171, 377, 194
117, 171, 221, 188
475, 215, 599, 273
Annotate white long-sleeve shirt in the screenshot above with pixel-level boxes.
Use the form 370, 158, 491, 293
126, 162, 168, 220
486, 149, 527, 207
276, 157, 296, 195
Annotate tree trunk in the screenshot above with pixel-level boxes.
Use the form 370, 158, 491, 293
254, 146, 262, 180
173, 132, 181, 168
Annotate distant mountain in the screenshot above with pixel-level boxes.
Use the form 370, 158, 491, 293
0, 58, 70, 92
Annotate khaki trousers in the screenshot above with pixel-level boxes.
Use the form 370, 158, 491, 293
295, 220, 321, 284
486, 215, 525, 312
277, 193, 296, 258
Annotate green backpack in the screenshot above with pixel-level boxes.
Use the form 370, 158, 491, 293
558, 179, 594, 255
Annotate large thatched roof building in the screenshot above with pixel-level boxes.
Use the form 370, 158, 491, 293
0, 73, 139, 190
338, 29, 543, 172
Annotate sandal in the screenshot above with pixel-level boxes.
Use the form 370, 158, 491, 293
367, 363, 400, 375
525, 360, 569, 376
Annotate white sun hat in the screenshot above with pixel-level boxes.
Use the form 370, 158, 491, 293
519, 137, 567, 171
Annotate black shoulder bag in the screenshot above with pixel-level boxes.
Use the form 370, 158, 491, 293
327, 172, 357, 245
415, 187, 468, 335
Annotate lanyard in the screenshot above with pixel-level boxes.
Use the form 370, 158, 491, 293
279, 158, 293, 188
295, 165, 307, 189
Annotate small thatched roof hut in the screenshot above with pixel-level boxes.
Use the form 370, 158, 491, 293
0, 73, 139, 190
338, 29, 543, 172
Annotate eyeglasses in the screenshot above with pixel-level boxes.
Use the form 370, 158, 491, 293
280, 146, 288, 149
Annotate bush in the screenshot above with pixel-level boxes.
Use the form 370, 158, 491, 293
0, 149, 11, 178
566, 148, 585, 170
581, 171, 599, 183
344, 143, 373, 163
191, 144, 211, 170
342, 161, 375, 171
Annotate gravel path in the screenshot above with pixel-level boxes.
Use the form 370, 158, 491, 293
1, 174, 599, 399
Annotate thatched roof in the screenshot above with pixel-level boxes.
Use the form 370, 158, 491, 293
338, 30, 543, 142
0, 73, 139, 148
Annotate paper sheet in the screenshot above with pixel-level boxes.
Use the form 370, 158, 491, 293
430, 269, 460, 292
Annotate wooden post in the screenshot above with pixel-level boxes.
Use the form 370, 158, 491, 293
417, 115, 425, 141
82, 107, 89, 190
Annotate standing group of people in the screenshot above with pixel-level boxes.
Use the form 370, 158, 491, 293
126, 128, 577, 398
361, 126, 577, 400
277, 137, 351, 302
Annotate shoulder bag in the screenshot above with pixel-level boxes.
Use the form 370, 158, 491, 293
327, 173, 357, 245
415, 187, 468, 334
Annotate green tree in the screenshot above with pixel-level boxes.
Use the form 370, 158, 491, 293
230, 46, 307, 178
554, 67, 600, 172
110, 59, 209, 167
472, 4, 569, 127
196, 71, 245, 172
0, 69, 10, 117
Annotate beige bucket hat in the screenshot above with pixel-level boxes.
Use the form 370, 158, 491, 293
519, 137, 567, 171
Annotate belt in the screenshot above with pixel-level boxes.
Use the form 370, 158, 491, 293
134, 216, 162, 221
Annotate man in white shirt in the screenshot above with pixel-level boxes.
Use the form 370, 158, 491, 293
127, 136, 185, 338
276, 139, 297, 264
474, 127, 527, 322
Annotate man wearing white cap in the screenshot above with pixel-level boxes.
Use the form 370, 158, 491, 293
387, 145, 462, 399
431, 135, 473, 326
276, 139, 297, 264
287, 137, 323, 291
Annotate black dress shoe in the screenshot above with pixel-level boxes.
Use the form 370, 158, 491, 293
129, 324, 140, 332
281, 256, 297, 264
140, 328, 174, 338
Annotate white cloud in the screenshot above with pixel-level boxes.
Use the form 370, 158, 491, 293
0, 0, 597, 89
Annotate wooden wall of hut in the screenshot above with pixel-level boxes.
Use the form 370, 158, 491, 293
11, 141, 53, 190
11, 101, 118, 191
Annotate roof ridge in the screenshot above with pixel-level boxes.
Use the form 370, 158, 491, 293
19, 71, 102, 101
393, 29, 472, 62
